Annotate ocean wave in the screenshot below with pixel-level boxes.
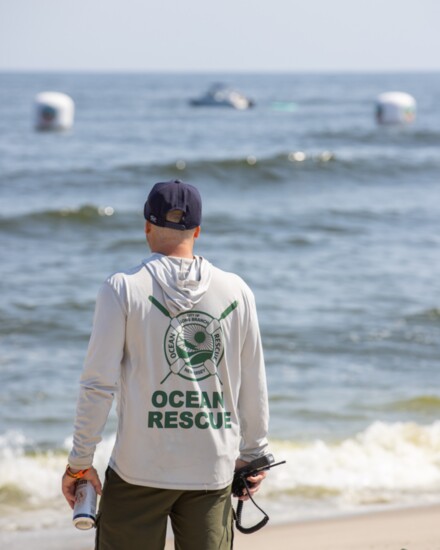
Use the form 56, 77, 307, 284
1, 420, 440, 531
384, 396, 440, 413
266, 420, 440, 506
116, 150, 440, 180
3, 145, 439, 188
113, 151, 341, 187
405, 308, 440, 323
0, 205, 133, 235
1, 152, 335, 181
0, 200, 385, 235
0, 431, 114, 531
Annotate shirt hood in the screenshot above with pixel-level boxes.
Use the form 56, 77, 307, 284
144, 253, 212, 316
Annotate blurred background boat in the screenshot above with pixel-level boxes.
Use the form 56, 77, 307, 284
189, 82, 255, 109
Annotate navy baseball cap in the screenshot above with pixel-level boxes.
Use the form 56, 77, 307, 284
144, 179, 202, 230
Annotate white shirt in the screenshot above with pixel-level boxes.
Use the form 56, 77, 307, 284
69, 254, 269, 490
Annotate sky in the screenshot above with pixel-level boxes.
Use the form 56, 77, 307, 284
0, 0, 439, 72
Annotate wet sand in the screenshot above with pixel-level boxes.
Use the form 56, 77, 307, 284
3, 504, 438, 549
166, 504, 440, 550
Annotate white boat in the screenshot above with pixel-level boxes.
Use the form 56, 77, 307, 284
190, 83, 255, 110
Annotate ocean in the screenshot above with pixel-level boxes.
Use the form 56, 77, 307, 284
1, 71, 440, 548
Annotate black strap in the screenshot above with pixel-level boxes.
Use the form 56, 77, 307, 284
233, 478, 270, 534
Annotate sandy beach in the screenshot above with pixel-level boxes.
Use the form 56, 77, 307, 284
168, 505, 440, 550
2, 502, 439, 549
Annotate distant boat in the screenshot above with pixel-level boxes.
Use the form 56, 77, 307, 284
190, 83, 255, 110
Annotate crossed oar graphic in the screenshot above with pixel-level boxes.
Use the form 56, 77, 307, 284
148, 296, 238, 384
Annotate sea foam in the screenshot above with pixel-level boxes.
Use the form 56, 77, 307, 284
1, 421, 440, 530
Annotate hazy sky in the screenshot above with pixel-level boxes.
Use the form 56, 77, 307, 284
1, 0, 439, 72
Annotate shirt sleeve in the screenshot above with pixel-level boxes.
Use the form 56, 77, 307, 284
237, 289, 270, 462
68, 281, 126, 469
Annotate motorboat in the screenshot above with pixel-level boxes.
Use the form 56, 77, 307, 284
190, 83, 255, 110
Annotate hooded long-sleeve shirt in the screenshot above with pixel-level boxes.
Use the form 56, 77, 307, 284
68, 253, 269, 490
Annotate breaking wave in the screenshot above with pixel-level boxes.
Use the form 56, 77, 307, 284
2, 421, 440, 529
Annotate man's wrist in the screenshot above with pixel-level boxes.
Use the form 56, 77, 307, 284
65, 464, 92, 479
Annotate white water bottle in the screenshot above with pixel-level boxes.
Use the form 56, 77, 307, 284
73, 479, 97, 530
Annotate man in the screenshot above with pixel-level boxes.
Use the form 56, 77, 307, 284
62, 179, 270, 550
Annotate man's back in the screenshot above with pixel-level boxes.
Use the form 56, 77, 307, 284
73, 253, 268, 490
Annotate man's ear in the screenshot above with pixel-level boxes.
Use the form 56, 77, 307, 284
194, 226, 201, 239
145, 221, 152, 234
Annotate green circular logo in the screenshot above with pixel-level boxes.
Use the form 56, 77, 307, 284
164, 310, 224, 382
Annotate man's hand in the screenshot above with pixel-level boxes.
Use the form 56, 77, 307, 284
234, 458, 267, 502
62, 466, 102, 509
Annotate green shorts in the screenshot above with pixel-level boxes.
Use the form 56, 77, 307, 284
95, 467, 234, 550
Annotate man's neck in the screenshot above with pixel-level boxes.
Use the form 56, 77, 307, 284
151, 244, 194, 259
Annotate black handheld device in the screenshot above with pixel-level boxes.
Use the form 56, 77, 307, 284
232, 453, 286, 534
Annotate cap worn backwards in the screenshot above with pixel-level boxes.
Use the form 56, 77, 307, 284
144, 179, 202, 231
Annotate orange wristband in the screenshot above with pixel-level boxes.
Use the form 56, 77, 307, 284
65, 465, 91, 479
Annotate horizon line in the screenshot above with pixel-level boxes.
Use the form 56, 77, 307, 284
1, 68, 440, 75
